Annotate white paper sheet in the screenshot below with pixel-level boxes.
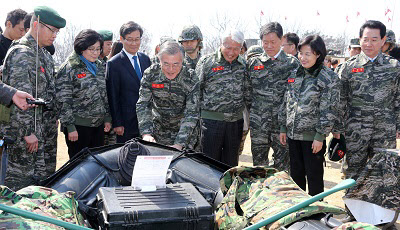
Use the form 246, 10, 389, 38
344, 198, 400, 225
131, 155, 173, 192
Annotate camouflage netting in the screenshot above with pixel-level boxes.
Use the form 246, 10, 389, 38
0, 186, 86, 229
215, 166, 345, 230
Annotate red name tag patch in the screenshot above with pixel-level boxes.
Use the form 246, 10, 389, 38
40, 66, 45, 73
212, 66, 224, 72
352, 68, 364, 73
253, 65, 264, 70
288, 78, 295, 83
152, 83, 164, 88
77, 72, 87, 78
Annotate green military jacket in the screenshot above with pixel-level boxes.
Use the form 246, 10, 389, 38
280, 65, 340, 141
247, 51, 300, 131
196, 48, 250, 122
56, 52, 111, 133
336, 52, 400, 135
184, 52, 201, 70
136, 63, 199, 148
2, 34, 56, 138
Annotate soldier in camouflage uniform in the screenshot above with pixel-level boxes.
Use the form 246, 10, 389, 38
1, 6, 66, 190
382, 29, 396, 55
97, 30, 113, 64
136, 41, 199, 150
178, 25, 203, 69
197, 29, 251, 166
247, 22, 300, 171
279, 35, 340, 195
150, 36, 176, 64
56, 29, 111, 159
336, 20, 400, 181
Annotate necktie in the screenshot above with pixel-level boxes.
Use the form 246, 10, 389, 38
133, 56, 142, 80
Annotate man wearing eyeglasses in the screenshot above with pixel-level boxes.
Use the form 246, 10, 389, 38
137, 41, 199, 150
196, 29, 250, 166
282, 32, 299, 58
247, 22, 300, 172
1, 6, 65, 190
106, 21, 151, 143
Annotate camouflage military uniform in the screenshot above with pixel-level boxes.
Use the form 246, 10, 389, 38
345, 148, 400, 212
1, 34, 57, 190
197, 49, 251, 166
215, 166, 345, 230
336, 52, 400, 181
280, 65, 340, 195
247, 51, 300, 171
56, 52, 111, 156
184, 52, 201, 70
136, 64, 199, 149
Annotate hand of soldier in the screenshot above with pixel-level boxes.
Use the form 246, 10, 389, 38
170, 144, 183, 150
104, 122, 112, 132
12, 90, 36, 111
113, 126, 124, 136
312, 140, 323, 154
68, 131, 78, 142
397, 131, 400, 139
24, 134, 38, 153
279, 133, 287, 146
333, 133, 340, 139
142, 134, 156, 142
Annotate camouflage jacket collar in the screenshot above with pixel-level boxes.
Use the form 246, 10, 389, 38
12, 34, 37, 51
358, 51, 384, 65
67, 51, 102, 69
216, 48, 246, 66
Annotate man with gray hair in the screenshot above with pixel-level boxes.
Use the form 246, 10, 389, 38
247, 22, 300, 171
136, 41, 200, 150
196, 29, 251, 166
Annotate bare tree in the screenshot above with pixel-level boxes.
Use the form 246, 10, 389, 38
202, 12, 248, 55
53, 24, 82, 66
139, 29, 152, 55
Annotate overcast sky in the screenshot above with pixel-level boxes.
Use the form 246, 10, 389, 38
1, 0, 399, 52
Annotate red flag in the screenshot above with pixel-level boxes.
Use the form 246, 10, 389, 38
317, 10, 320, 16
388, 17, 392, 22
346, 15, 349, 22
357, 12, 360, 17
260, 10, 264, 16
385, 8, 392, 16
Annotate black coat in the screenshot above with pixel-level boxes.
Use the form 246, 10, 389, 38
106, 50, 151, 142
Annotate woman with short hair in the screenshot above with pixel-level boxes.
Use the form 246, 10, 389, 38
56, 29, 111, 158
279, 35, 340, 195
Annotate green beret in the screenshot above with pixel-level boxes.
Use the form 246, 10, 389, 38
34, 6, 66, 29
97, 30, 113, 41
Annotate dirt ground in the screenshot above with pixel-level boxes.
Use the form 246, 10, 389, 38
56, 130, 400, 227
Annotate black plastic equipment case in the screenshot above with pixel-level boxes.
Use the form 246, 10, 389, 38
97, 183, 215, 230
280, 213, 343, 230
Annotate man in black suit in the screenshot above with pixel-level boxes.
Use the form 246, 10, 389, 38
106, 21, 151, 143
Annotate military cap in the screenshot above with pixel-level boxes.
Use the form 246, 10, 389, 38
246, 45, 264, 59
386, 30, 396, 44
178, 25, 203, 42
349, 38, 361, 48
34, 6, 66, 29
327, 134, 346, 162
97, 30, 113, 41
159, 36, 175, 46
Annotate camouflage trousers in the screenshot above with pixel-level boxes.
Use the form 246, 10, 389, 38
250, 128, 290, 172
42, 111, 58, 178
5, 138, 47, 191
344, 121, 396, 181
104, 130, 117, 145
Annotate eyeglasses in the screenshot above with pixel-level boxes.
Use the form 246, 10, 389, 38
40, 22, 60, 35
124, 37, 141, 44
87, 47, 102, 53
